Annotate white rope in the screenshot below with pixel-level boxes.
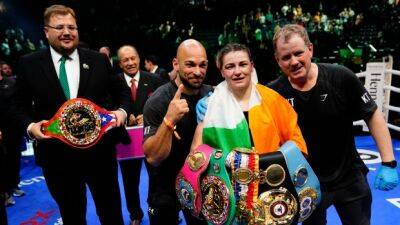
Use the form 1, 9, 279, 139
386, 69, 400, 76
387, 123, 400, 132
356, 72, 367, 78
384, 104, 400, 113
384, 85, 400, 94
353, 120, 365, 126
353, 57, 400, 132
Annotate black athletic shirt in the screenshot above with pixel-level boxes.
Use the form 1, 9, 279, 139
143, 81, 213, 207
269, 63, 377, 191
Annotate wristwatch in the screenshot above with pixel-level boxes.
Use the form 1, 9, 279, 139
382, 160, 397, 168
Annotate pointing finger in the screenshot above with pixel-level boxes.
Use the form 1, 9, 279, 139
173, 84, 184, 100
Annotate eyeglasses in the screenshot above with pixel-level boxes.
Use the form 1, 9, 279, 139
45, 24, 78, 32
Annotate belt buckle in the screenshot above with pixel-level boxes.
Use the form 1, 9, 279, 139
233, 167, 254, 185
201, 175, 231, 225
253, 187, 297, 225
187, 151, 207, 171
258, 164, 286, 187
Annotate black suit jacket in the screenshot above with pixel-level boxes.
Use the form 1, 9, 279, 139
15, 48, 131, 167
120, 71, 162, 116
154, 67, 170, 84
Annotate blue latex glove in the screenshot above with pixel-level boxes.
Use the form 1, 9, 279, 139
374, 165, 399, 191
196, 91, 212, 123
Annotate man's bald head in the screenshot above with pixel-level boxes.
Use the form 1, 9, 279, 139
117, 45, 139, 59
176, 39, 206, 61
173, 39, 208, 91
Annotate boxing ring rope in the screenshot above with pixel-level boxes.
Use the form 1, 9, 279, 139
354, 55, 400, 132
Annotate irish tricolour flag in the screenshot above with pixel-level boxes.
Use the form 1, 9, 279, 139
202, 81, 261, 153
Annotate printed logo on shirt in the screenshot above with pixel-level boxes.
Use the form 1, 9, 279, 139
357, 149, 381, 164
361, 92, 372, 104
18, 176, 45, 187
287, 98, 295, 107
320, 94, 328, 102
387, 198, 400, 209
144, 126, 151, 135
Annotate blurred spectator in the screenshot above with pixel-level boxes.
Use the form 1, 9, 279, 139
281, 3, 290, 17
25, 39, 36, 53
217, 33, 225, 46
38, 40, 47, 49
1, 39, 10, 57
295, 4, 303, 18
144, 55, 170, 83
0, 63, 24, 207
188, 23, 194, 37
11, 39, 23, 54
99, 46, 120, 74
355, 13, 364, 26
0, 62, 15, 80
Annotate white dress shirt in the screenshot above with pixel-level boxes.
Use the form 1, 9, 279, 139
124, 71, 140, 88
50, 46, 80, 99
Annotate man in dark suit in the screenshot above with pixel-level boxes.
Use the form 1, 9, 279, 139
0, 92, 12, 225
99, 46, 121, 74
144, 54, 170, 84
117, 45, 162, 225
0, 62, 25, 206
15, 5, 131, 225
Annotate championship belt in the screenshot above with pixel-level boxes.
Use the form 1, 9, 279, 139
279, 141, 321, 222
176, 144, 213, 217
225, 148, 259, 223
42, 98, 116, 149
201, 149, 236, 225
253, 151, 299, 225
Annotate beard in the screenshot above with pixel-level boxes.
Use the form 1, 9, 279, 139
53, 35, 79, 55
179, 72, 203, 90
52, 42, 78, 56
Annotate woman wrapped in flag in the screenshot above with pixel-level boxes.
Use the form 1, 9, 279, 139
191, 42, 307, 158
179, 43, 320, 225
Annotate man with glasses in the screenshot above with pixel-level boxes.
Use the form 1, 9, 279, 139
15, 5, 131, 225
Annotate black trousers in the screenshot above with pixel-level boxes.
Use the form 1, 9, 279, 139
119, 158, 144, 221
42, 156, 124, 225
0, 142, 7, 225
0, 192, 7, 225
303, 175, 372, 225
3, 133, 23, 192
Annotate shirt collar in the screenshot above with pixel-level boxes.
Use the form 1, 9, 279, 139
151, 65, 158, 74
50, 46, 78, 62
124, 71, 140, 81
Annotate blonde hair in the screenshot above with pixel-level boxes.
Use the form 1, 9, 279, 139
44, 4, 76, 25
272, 24, 311, 52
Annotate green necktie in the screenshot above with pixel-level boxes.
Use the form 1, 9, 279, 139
59, 56, 70, 99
